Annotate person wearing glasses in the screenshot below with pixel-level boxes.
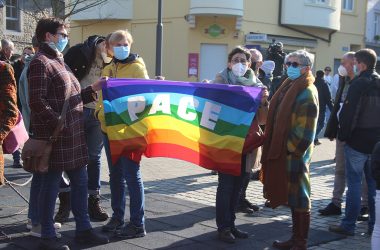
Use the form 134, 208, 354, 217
212, 46, 269, 244
28, 18, 109, 249
261, 50, 318, 250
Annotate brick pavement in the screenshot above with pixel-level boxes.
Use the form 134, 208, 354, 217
0, 138, 372, 249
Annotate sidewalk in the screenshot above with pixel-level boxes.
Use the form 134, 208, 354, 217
0, 138, 372, 249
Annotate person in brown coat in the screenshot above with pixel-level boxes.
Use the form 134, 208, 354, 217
28, 18, 109, 250
0, 61, 18, 185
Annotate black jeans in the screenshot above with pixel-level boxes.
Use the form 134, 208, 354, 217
215, 156, 246, 231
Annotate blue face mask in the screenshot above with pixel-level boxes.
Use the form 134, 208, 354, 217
56, 37, 68, 52
287, 66, 301, 80
113, 46, 130, 60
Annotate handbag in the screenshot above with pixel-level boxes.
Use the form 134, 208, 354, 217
22, 89, 71, 174
2, 111, 29, 154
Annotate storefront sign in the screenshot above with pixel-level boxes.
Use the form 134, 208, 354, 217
188, 53, 199, 77
205, 24, 226, 38
246, 33, 268, 42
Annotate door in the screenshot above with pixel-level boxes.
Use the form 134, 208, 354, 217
199, 44, 228, 82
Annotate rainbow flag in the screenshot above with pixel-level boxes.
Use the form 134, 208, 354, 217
102, 79, 262, 176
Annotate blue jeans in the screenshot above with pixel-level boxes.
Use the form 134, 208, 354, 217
28, 174, 70, 225
103, 134, 145, 226
38, 167, 91, 238
215, 156, 245, 231
12, 148, 21, 164
84, 108, 104, 194
341, 144, 376, 234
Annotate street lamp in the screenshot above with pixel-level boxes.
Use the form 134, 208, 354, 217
155, 0, 163, 77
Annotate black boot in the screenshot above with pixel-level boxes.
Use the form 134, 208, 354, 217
38, 237, 70, 250
75, 229, 109, 245
54, 192, 70, 224
88, 194, 109, 221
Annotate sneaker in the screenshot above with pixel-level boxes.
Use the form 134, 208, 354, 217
30, 224, 61, 238
115, 222, 146, 239
218, 228, 235, 244
102, 217, 125, 232
328, 225, 354, 236
314, 140, 322, 146
75, 229, 109, 245
318, 202, 342, 216
38, 237, 69, 250
88, 194, 109, 222
357, 207, 369, 221
27, 220, 61, 230
211, 170, 218, 175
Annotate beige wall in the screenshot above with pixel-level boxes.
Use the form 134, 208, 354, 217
69, 0, 366, 81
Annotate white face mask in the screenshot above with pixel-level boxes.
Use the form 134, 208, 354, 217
101, 52, 112, 64
338, 65, 348, 77
231, 63, 248, 77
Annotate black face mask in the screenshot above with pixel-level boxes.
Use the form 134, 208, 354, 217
251, 61, 257, 71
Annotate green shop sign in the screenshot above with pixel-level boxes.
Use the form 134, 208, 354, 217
205, 24, 225, 38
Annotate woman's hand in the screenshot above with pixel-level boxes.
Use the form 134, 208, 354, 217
91, 77, 108, 92
261, 87, 269, 106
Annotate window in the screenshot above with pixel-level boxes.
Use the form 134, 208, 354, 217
342, 0, 354, 12
375, 13, 380, 40
5, 0, 20, 32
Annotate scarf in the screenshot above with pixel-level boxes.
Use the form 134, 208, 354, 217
219, 68, 263, 87
260, 71, 315, 208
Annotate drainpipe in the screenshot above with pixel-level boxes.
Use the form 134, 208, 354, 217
278, 0, 337, 44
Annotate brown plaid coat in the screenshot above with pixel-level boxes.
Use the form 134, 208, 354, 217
0, 61, 18, 184
28, 43, 96, 171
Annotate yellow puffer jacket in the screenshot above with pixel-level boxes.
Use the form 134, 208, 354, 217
95, 56, 149, 132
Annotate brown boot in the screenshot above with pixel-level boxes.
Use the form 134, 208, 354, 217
54, 192, 71, 223
290, 211, 310, 250
273, 209, 295, 250
88, 194, 109, 221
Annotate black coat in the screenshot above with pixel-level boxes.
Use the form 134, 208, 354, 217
314, 77, 333, 113
64, 35, 105, 81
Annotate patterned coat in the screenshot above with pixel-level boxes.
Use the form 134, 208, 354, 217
28, 43, 96, 171
286, 86, 318, 209
0, 61, 18, 185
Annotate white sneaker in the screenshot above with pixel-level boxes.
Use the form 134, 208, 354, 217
27, 219, 61, 230
30, 224, 61, 238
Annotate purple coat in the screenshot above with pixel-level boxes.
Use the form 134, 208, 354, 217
28, 43, 96, 171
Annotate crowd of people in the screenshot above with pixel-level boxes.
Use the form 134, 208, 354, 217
0, 17, 380, 250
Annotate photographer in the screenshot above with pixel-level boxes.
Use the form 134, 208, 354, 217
266, 41, 286, 98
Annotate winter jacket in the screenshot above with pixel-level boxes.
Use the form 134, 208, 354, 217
338, 69, 380, 154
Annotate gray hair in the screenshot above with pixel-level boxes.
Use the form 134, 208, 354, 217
287, 49, 314, 68
343, 51, 355, 60
1, 39, 14, 50
249, 49, 263, 62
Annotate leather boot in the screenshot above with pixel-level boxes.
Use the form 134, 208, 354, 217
54, 192, 71, 223
88, 194, 109, 221
290, 211, 310, 250
273, 209, 295, 250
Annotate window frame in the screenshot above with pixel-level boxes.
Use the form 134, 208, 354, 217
342, 0, 354, 12
5, 0, 21, 32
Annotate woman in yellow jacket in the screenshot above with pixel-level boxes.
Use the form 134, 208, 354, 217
96, 29, 149, 238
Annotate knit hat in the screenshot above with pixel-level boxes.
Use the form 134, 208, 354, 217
261, 60, 275, 75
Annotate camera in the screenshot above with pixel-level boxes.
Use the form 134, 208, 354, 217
266, 40, 286, 78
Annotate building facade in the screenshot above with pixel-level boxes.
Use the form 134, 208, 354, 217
366, 0, 380, 72
69, 0, 367, 81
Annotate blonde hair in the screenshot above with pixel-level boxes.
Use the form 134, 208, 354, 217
109, 29, 133, 45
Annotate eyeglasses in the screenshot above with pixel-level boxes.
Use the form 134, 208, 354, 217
55, 32, 69, 39
286, 61, 302, 68
232, 58, 248, 64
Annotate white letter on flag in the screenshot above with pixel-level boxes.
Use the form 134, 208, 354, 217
200, 102, 221, 130
149, 94, 172, 115
128, 96, 146, 122
178, 96, 199, 121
